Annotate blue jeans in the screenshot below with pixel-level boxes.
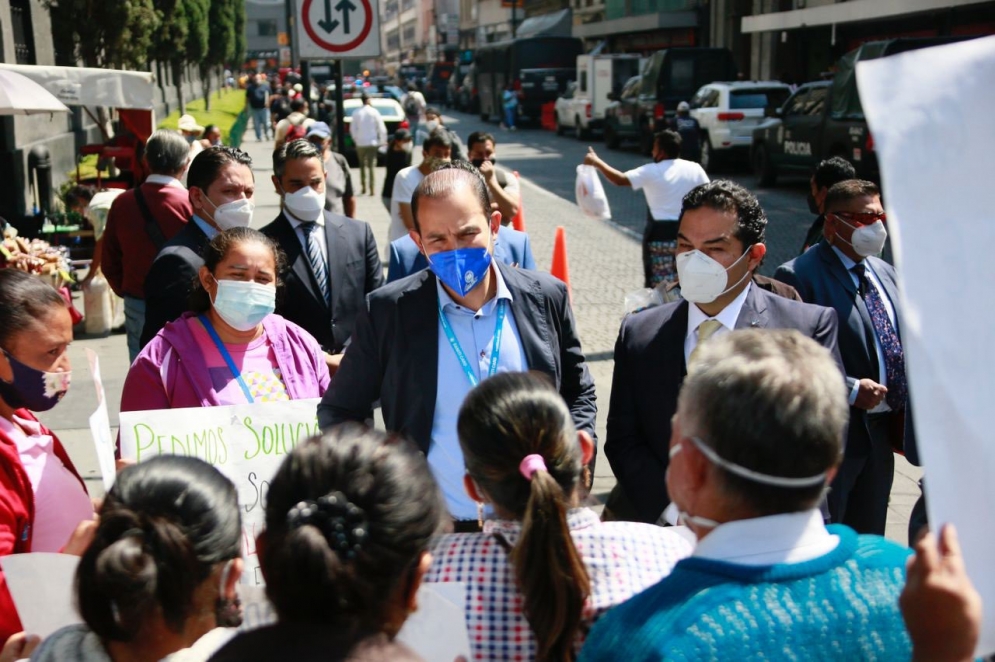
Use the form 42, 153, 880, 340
504, 106, 516, 128
123, 296, 145, 365
251, 107, 271, 141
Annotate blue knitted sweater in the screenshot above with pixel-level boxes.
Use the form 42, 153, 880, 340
579, 525, 912, 661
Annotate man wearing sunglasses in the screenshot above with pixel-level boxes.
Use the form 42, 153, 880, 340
775, 179, 913, 537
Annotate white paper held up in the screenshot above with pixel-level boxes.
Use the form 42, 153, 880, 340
856, 35, 995, 656
397, 582, 470, 661
0, 553, 81, 639
85, 348, 117, 491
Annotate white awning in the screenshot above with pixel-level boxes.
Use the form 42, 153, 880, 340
0, 64, 156, 109
742, 0, 991, 34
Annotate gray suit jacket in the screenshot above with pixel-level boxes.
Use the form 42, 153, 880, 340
775, 241, 917, 463
606, 283, 842, 523
317, 262, 597, 458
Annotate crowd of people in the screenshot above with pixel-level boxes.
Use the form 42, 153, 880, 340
0, 88, 985, 661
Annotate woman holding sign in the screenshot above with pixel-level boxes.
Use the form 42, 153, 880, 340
121, 227, 329, 413
0, 269, 95, 645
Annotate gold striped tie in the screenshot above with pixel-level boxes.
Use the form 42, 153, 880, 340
689, 319, 723, 371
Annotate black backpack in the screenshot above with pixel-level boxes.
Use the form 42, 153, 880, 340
404, 95, 420, 116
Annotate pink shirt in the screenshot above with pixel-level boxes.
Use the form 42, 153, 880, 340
187, 318, 290, 405
0, 416, 93, 552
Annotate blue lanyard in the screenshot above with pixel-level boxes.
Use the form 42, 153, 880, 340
198, 314, 255, 404
438, 299, 507, 387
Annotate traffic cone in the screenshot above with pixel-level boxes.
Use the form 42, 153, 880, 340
551, 226, 572, 302
511, 171, 526, 232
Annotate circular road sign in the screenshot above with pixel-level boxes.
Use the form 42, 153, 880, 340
301, 0, 374, 54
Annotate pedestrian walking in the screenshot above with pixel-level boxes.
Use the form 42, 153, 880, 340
584, 130, 708, 288
388, 129, 452, 243
350, 93, 387, 196
273, 98, 314, 150
245, 74, 272, 142
421, 107, 464, 160
305, 121, 356, 218
381, 128, 412, 212
667, 101, 702, 163
501, 83, 518, 130
402, 83, 426, 138
466, 131, 520, 225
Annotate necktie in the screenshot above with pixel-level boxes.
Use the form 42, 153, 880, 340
301, 222, 330, 306
853, 264, 907, 410
689, 319, 723, 370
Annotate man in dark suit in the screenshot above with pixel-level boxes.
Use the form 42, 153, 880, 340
318, 162, 596, 530
260, 140, 383, 373
606, 180, 842, 524
386, 224, 536, 283
141, 146, 255, 347
775, 179, 911, 536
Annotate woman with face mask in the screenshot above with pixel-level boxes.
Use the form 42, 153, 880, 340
32, 456, 244, 662
0, 270, 95, 646
121, 227, 330, 413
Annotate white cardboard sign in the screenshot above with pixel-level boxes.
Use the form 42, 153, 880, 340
1, 553, 81, 639
856, 35, 995, 656
85, 349, 117, 491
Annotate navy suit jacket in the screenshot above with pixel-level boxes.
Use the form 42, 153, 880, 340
317, 262, 597, 459
387, 227, 537, 283
775, 241, 917, 464
260, 210, 383, 354
605, 284, 843, 523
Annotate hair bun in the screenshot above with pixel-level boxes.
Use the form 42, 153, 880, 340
287, 491, 369, 559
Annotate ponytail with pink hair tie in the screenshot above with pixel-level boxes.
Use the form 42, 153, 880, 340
519, 454, 547, 481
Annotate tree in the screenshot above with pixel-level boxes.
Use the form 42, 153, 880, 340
200, 0, 237, 109
46, 0, 159, 69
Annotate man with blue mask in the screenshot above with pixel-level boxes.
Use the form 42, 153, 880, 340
604, 180, 843, 524
260, 139, 383, 375
583, 330, 912, 661
776, 179, 914, 537
318, 161, 596, 531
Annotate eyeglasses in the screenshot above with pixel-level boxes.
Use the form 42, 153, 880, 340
829, 211, 887, 227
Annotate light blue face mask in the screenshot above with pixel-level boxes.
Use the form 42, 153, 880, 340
427, 247, 492, 297
211, 278, 276, 331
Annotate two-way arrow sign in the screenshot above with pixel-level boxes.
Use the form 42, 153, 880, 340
317, 0, 358, 34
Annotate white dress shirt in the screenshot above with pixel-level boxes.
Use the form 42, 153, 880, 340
284, 210, 328, 265
684, 282, 752, 366
145, 174, 185, 188
694, 509, 840, 566
350, 104, 387, 147
830, 245, 896, 413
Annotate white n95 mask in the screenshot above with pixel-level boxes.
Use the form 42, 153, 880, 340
838, 219, 887, 257
283, 186, 325, 221
676, 247, 751, 304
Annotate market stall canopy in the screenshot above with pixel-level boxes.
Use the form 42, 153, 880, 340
0, 63, 156, 110
0, 69, 70, 115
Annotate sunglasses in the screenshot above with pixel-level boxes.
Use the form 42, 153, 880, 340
829, 211, 887, 226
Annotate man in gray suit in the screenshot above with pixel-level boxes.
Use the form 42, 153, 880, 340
775, 179, 912, 536
318, 161, 596, 531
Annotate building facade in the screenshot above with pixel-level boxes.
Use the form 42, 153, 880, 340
246, 0, 288, 70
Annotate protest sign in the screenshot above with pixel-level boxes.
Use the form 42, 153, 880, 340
857, 35, 995, 656
85, 349, 117, 491
398, 582, 471, 660
1, 553, 81, 638
119, 399, 322, 585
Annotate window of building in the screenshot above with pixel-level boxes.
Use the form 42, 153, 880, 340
257, 19, 278, 37
10, 0, 37, 65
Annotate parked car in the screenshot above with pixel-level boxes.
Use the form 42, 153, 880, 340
603, 47, 737, 154
341, 97, 408, 165
554, 81, 586, 137
689, 81, 792, 172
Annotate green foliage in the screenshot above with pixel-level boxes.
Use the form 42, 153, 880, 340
232, 1, 246, 65
45, 0, 160, 68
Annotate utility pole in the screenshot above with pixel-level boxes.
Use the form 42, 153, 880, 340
511, 0, 517, 39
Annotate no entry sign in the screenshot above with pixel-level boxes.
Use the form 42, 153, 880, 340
296, 0, 381, 59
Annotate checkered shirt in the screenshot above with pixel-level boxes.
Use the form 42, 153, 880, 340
425, 508, 694, 661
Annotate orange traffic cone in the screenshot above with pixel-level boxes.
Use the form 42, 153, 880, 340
551, 226, 572, 302
511, 171, 526, 232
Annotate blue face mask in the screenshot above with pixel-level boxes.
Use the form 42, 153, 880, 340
427, 247, 492, 297
211, 278, 276, 332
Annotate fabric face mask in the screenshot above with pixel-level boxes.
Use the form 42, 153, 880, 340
470, 157, 498, 169
0, 349, 71, 412
427, 247, 492, 297
211, 279, 276, 332
836, 218, 887, 257
424, 120, 441, 133
676, 247, 752, 304
424, 156, 451, 171
204, 195, 254, 230
283, 185, 325, 221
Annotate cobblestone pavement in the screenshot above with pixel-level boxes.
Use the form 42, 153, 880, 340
41, 115, 921, 544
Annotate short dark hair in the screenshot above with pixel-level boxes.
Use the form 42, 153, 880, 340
824, 179, 880, 212
680, 330, 847, 515
0, 269, 66, 346
145, 129, 191, 176
424, 106, 440, 117
654, 129, 682, 159
187, 146, 253, 193
261, 424, 445, 627
273, 139, 324, 179
64, 184, 95, 211
411, 160, 491, 233
188, 227, 287, 313
76, 456, 241, 641
467, 131, 495, 152
422, 127, 453, 152
812, 156, 856, 191
290, 97, 307, 112
680, 180, 767, 248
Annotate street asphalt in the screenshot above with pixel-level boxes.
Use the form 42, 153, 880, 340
38, 108, 922, 545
